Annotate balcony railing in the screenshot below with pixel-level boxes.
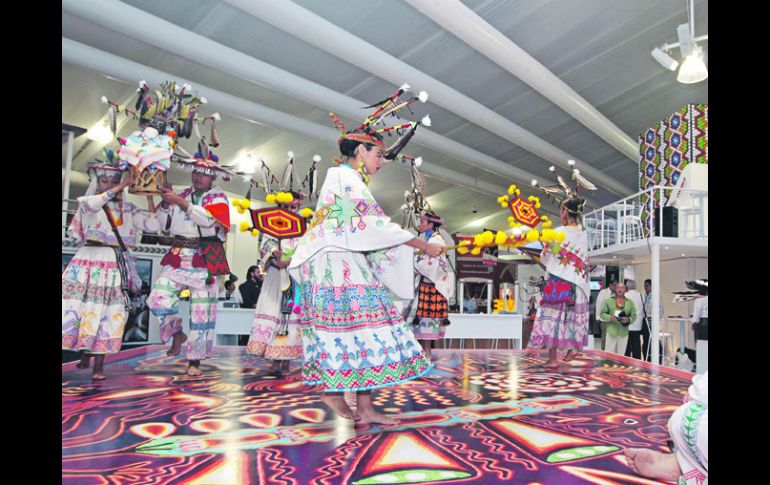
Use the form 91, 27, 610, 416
584, 186, 707, 251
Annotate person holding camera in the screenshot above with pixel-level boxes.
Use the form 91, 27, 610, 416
600, 282, 637, 356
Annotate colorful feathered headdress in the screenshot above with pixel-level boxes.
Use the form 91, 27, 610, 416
530, 161, 597, 217
330, 83, 431, 162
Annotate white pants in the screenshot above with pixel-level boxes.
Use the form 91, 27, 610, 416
605, 334, 629, 355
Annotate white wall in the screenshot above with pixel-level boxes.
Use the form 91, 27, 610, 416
634, 257, 708, 351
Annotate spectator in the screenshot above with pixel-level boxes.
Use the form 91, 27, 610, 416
595, 280, 617, 350
238, 265, 262, 308
642, 279, 664, 362
624, 280, 645, 359
224, 278, 242, 304
463, 294, 479, 313
600, 282, 636, 355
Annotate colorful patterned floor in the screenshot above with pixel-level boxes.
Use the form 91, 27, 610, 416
62, 346, 692, 484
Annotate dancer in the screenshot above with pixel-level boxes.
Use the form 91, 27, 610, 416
148, 151, 232, 376
527, 195, 591, 367
247, 189, 306, 376
412, 210, 455, 360
625, 372, 708, 484
62, 153, 160, 380
289, 88, 440, 424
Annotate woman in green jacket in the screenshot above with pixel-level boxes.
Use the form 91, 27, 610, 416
600, 282, 636, 355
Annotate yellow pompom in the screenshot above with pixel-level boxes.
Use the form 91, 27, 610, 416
508, 184, 517, 195
275, 192, 287, 203
482, 231, 495, 244
494, 231, 507, 245
231, 198, 241, 208
526, 229, 539, 242
241, 199, 251, 209
515, 189, 521, 195
528, 195, 536, 202
473, 234, 484, 246
535, 202, 541, 209
471, 247, 482, 255
457, 246, 469, 255
266, 194, 277, 204
501, 203, 508, 208
239, 221, 251, 232
541, 215, 549, 221
300, 208, 314, 218
556, 231, 566, 243
251, 228, 260, 236
236, 206, 246, 215
542, 221, 553, 228
459, 240, 471, 246
179, 289, 190, 299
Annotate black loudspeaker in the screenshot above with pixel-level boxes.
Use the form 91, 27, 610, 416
653, 207, 678, 237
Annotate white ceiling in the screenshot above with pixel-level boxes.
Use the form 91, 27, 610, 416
62, 0, 708, 233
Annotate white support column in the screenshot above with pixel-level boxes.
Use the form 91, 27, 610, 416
651, 242, 661, 364
486, 281, 493, 314
459, 281, 465, 314
62, 130, 75, 240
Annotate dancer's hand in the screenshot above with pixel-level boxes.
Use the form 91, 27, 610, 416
424, 243, 444, 257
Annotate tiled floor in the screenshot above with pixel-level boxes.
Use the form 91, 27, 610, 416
62, 346, 692, 484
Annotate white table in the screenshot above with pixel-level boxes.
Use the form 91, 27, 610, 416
444, 313, 523, 349
666, 316, 691, 353
605, 202, 636, 244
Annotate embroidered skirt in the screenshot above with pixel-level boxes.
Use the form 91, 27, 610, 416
412, 279, 449, 340
297, 251, 432, 392
62, 246, 128, 354
528, 286, 589, 351
247, 265, 303, 360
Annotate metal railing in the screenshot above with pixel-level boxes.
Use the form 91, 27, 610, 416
584, 186, 708, 251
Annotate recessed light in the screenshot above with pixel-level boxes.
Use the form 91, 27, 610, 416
664, 246, 669, 250
681, 253, 686, 257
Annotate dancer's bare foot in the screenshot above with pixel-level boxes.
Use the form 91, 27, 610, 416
167, 332, 188, 356
356, 408, 400, 426
563, 349, 579, 362
321, 394, 359, 420
77, 353, 91, 369
543, 359, 562, 368
624, 448, 682, 481
186, 361, 202, 376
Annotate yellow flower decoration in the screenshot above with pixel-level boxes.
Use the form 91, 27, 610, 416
239, 221, 251, 232
300, 208, 314, 218
179, 289, 190, 299
542, 220, 553, 228
236, 206, 246, 215
250, 228, 260, 236
495, 231, 508, 245
526, 229, 539, 242
508, 184, 517, 195
241, 198, 251, 210
471, 247, 482, 255
556, 231, 566, 243
266, 194, 277, 204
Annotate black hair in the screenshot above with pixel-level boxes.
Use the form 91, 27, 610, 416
560, 197, 585, 220
225, 280, 236, 290
246, 265, 259, 280
339, 131, 384, 157
644, 279, 652, 285
422, 211, 443, 231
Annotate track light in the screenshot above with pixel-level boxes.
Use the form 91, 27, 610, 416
651, 47, 679, 71
651, 0, 707, 85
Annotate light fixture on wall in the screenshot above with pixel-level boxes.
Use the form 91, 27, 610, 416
650, 0, 708, 84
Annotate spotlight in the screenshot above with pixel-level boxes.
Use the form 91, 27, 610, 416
651, 47, 679, 71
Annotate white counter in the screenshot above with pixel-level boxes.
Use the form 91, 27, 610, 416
444, 313, 523, 349
178, 304, 524, 347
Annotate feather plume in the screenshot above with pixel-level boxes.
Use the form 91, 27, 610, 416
573, 170, 597, 191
